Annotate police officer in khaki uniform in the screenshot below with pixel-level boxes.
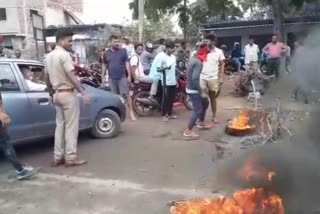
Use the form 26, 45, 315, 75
45, 29, 90, 167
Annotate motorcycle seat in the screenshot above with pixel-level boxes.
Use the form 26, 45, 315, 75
135, 82, 152, 88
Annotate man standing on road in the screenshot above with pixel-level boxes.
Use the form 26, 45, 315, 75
140, 42, 154, 75
102, 35, 136, 121
122, 36, 135, 59
176, 41, 189, 72
155, 38, 166, 55
184, 43, 212, 140
0, 91, 37, 180
244, 38, 260, 72
158, 40, 178, 122
45, 28, 90, 167
130, 43, 154, 84
263, 35, 289, 79
200, 34, 225, 124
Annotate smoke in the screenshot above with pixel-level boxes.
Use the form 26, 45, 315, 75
214, 143, 320, 213
290, 28, 320, 103
213, 28, 320, 213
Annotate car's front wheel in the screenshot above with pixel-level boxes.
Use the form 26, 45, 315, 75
91, 109, 121, 139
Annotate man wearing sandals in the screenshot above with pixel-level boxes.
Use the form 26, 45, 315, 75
184, 43, 213, 139
200, 34, 225, 124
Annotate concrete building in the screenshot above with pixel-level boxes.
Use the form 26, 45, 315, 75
200, 16, 320, 51
0, 0, 83, 60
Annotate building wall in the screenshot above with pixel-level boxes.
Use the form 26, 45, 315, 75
46, 0, 83, 27
47, 0, 82, 12
0, 0, 21, 35
45, 7, 66, 26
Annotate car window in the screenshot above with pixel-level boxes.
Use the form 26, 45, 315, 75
18, 64, 47, 92
0, 64, 20, 91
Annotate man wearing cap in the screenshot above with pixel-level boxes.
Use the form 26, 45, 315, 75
140, 42, 154, 75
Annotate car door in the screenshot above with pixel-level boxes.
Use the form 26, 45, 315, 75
0, 63, 35, 143
15, 63, 56, 137
78, 85, 91, 129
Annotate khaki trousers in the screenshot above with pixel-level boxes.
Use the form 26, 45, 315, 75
200, 78, 219, 120
53, 92, 80, 161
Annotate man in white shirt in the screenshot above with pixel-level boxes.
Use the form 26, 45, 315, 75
122, 36, 135, 58
200, 34, 225, 123
21, 66, 47, 91
130, 43, 153, 84
244, 38, 260, 72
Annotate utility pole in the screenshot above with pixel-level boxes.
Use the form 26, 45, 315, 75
138, 0, 144, 42
183, 0, 187, 40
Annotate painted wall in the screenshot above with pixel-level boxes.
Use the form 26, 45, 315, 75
0, 0, 20, 35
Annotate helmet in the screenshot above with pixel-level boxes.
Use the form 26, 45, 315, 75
146, 42, 153, 49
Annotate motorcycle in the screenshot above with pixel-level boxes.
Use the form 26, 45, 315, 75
132, 70, 193, 117
225, 57, 245, 74
74, 63, 109, 90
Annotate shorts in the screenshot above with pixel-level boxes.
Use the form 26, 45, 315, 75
109, 77, 129, 98
200, 78, 220, 94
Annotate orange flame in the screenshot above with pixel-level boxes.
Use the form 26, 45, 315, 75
170, 188, 284, 214
237, 156, 275, 183
170, 157, 284, 214
228, 110, 254, 130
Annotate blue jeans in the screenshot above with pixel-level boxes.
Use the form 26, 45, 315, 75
188, 94, 209, 130
232, 58, 241, 72
0, 129, 23, 171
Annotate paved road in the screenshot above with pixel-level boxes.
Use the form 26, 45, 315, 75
0, 106, 232, 214
0, 79, 313, 214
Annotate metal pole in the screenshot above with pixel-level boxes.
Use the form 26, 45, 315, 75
183, 0, 187, 40
138, 0, 144, 42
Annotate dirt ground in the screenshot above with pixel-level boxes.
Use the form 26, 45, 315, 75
0, 74, 317, 214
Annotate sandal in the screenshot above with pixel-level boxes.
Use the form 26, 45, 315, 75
212, 118, 220, 124
197, 123, 214, 130
183, 130, 200, 140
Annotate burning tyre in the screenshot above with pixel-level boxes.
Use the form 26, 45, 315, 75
226, 110, 256, 136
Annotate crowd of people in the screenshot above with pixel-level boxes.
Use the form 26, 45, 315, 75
0, 27, 304, 180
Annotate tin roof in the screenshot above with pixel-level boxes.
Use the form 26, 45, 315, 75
200, 16, 320, 31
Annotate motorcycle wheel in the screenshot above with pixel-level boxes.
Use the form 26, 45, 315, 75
132, 91, 155, 117
182, 93, 193, 110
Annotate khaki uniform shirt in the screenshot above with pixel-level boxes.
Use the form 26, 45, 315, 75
45, 46, 75, 90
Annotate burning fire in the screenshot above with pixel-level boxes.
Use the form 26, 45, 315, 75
237, 156, 276, 183
228, 110, 254, 131
170, 157, 284, 214
170, 188, 284, 214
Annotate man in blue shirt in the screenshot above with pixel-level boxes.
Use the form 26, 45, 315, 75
102, 35, 136, 121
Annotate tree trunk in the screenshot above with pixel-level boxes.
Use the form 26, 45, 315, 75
271, 0, 286, 42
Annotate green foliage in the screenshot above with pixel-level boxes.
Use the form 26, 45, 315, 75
124, 18, 179, 42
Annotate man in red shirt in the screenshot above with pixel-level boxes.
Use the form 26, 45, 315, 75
263, 35, 289, 79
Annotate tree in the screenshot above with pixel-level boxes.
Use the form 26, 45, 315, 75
239, 0, 320, 41
129, 0, 189, 39
123, 18, 179, 42
129, 0, 242, 39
